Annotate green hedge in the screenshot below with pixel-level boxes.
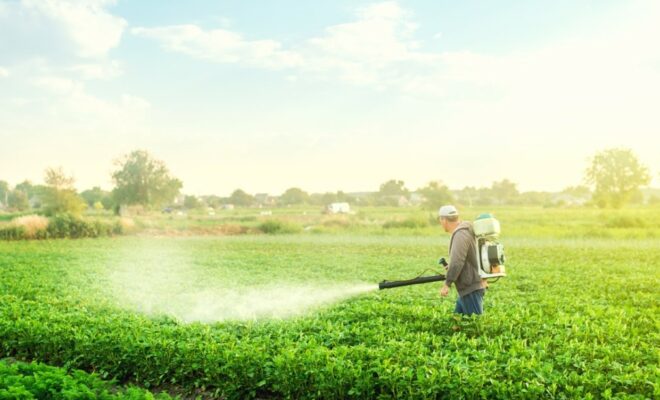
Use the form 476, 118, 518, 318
0, 214, 122, 241
257, 220, 302, 234
0, 226, 26, 240
0, 359, 172, 399
382, 218, 429, 229
46, 214, 122, 239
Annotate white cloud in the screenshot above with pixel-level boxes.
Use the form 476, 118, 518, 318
299, 1, 437, 86
132, 1, 432, 85
132, 25, 301, 69
0, 67, 8, 77
131, 0, 660, 103
70, 60, 122, 79
21, 73, 149, 123
0, 0, 144, 170
306, 1, 417, 64
121, 94, 151, 111
18, 0, 127, 58
31, 75, 81, 94
0, 0, 128, 106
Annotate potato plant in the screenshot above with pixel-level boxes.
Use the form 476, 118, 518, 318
0, 359, 172, 399
0, 219, 658, 398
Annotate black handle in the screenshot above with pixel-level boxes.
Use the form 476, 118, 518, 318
378, 274, 446, 290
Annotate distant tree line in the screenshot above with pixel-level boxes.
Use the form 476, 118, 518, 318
0, 147, 656, 214
0, 150, 182, 215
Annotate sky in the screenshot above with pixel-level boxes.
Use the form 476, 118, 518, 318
1, 0, 659, 196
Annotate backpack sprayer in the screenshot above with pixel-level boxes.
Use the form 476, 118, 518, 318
378, 213, 506, 290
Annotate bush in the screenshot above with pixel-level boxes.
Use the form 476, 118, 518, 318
47, 214, 119, 238
322, 218, 351, 228
605, 215, 647, 229
0, 214, 123, 240
218, 224, 250, 235
118, 218, 135, 233
382, 218, 428, 229
10, 215, 49, 239
0, 225, 26, 240
257, 220, 301, 234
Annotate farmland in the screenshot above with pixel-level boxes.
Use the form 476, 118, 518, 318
1, 207, 659, 399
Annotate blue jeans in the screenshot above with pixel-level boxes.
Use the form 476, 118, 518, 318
454, 289, 485, 315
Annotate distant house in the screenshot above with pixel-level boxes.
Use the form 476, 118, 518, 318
173, 194, 185, 206
222, 204, 235, 210
326, 202, 350, 214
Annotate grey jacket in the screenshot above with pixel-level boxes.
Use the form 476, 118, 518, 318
446, 221, 483, 297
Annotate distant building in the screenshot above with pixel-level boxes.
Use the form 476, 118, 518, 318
173, 194, 185, 206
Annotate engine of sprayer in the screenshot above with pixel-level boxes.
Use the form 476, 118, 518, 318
473, 214, 506, 278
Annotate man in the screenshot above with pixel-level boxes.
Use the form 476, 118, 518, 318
438, 205, 485, 315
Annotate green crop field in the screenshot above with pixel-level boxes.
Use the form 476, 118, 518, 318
1, 207, 659, 399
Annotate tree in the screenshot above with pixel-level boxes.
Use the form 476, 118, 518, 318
454, 186, 478, 207
111, 150, 183, 208
41, 167, 87, 216
585, 148, 650, 208
418, 181, 453, 210
14, 180, 46, 207
378, 179, 409, 196
309, 192, 331, 206
81, 187, 113, 210
490, 179, 519, 205
7, 190, 29, 211
561, 185, 591, 198
376, 179, 409, 206
335, 191, 353, 203
229, 189, 254, 207
518, 191, 552, 206
0, 180, 8, 207
184, 195, 201, 209
204, 195, 223, 209
279, 187, 309, 206
311, 191, 354, 206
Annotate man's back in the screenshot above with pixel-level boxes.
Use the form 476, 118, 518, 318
446, 221, 482, 297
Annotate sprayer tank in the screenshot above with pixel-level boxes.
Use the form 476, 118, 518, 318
473, 214, 500, 239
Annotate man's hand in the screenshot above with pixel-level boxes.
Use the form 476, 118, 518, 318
440, 284, 450, 297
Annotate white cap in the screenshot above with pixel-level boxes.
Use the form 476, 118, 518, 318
438, 205, 459, 218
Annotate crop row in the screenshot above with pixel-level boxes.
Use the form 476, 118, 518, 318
1, 236, 658, 398
0, 358, 172, 399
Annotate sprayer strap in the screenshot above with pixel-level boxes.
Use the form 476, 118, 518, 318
449, 226, 473, 253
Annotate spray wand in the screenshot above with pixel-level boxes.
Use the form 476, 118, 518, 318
378, 258, 448, 290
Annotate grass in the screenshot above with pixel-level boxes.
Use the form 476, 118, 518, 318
0, 207, 658, 398
3, 205, 659, 239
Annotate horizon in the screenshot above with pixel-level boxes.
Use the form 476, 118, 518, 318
5, 167, 660, 199
2, 1, 659, 195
